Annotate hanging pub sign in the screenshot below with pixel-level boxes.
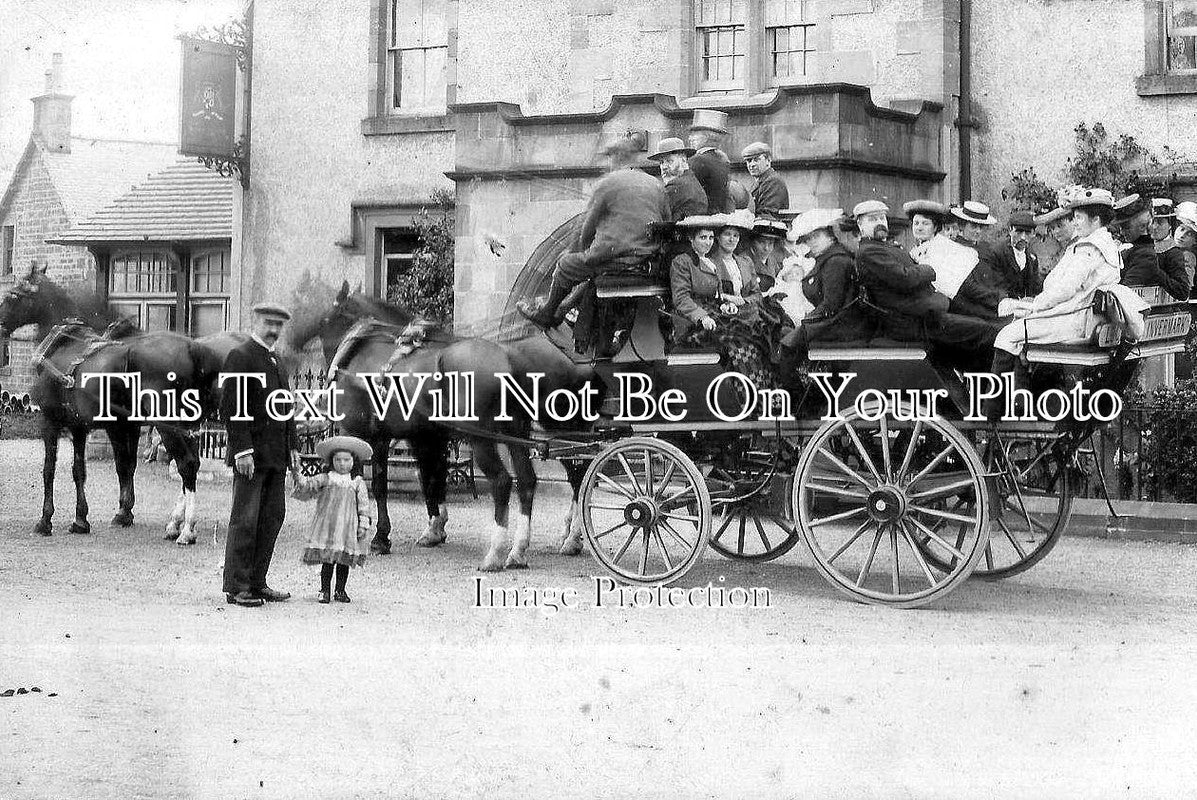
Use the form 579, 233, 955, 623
178, 37, 238, 158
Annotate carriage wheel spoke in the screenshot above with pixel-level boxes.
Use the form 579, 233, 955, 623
737, 514, 747, 554
906, 444, 956, 489
589, 502, 629, 512
596, 472, 635, 501
844, 424, 883, 484
805, 482, 870, 501
827, 519, 873, 564
653, 460, 678, 500
889, 524, 902, 594
593, 520, 629, 541
908, 478, 977, 502
644, 451, 654, 497
651, 527, 674, 571
660, 484, 696, 507
616, 454, 643, 496
712, 509, 734, 542
855, 525, 885, 587
910, 503, 976, 525
638, 530, 650, 575
809, 505, 867, 528
815, 447, 873, 490
908, 515, 967, 561
983, 542, 994, 571
896, 420, 924, 483
764, 513, 797, 538
660, 518, 694, 552
662, 511, 700, 524
751, 513, 772, 551
879, 415, 893, 481
899, 522, 938, 586
612, 528, 638, 564
996, 517, 1030, 557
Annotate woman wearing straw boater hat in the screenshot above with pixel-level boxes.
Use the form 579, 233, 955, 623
950, 200, 998, 257
649, 136, 707, 221
1117, 193, 1192, 301
742, 141, 789, 220
687, 110, 734, 213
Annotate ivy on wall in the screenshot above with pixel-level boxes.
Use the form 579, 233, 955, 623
387, 188, 455, 325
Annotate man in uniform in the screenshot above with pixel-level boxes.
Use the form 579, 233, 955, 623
854, 200, 1000, 370
649, 136, 707, 221
518, 138, 669, 328
687, 110, 733, 214
742, 141, 789, 220
221, 302, 299, 607
1150, 198, 1196, 299
1118, 193, 1192, 301
988, 210, 1042, 299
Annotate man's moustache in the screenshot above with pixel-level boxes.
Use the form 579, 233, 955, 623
872, 228, 889, 240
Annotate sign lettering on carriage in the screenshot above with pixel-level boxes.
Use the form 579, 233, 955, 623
178, 37, 238, 158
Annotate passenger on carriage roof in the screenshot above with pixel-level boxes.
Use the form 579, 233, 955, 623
742, 142, 789, 221
517, 137, 670, 328
649, 137, 708, 222
687, 110, 734, 214
1116, 193, 1192, 302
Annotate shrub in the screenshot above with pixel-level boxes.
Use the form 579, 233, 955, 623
387, 188, 455, 325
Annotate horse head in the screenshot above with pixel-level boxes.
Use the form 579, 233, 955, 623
288, 280, 418, 366
0, 271, 89, 339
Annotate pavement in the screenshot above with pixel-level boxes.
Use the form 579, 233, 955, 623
2, 438, 1196, 799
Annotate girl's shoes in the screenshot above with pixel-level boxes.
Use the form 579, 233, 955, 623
333, 590, 351, 604
318, 590, 331, 604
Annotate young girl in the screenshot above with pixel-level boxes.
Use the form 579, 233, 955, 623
290, 436, 375, 604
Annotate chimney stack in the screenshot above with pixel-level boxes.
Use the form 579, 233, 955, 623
31, 53, 73, 154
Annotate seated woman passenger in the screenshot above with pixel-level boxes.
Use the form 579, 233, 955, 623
777, 208, 875, 379
905, 199, 1005, 319
989, 188, 1125, 411
747, 218, 790, 291
670, 214, 777, 394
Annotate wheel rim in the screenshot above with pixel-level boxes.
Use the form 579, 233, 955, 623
921, 433, 1073, 580
792, 411, 989, 608
581, 438, 711, 585
707, 444, 802, 562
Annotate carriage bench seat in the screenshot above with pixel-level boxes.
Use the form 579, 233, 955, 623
594, 273, 668, 300
1025, 339, 1188, 366
808, 342, 927, 361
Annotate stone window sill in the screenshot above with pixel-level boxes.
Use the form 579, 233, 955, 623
361, 114, 455, 136
1136, 72, 1197, 97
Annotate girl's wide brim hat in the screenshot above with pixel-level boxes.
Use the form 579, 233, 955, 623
675, 214, 723, 230
1058, 185, 1115, 209
789, 208, 845, 241
715, 209, 757, 232
1176, 201, 1197, 232
315, 435, 373, 462
1033, 206, 1070, 226
902, 200, 948, 220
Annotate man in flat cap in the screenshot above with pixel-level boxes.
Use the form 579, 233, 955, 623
1150, 198, 1196, 299
742, 142, 789, 221
518, 137, 669, 327
989, 210, 1042, 300
1117, 193, 1192, 301
221, 302, 300, 607
687, 109, 734, 214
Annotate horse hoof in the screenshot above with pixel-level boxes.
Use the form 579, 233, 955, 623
163, 529, 180, 541
68, 521, 91, 535
370, 539, 392, 555
558, 540, 583, 557
34, 522, 52, 537
111, 512, 133, 528
504, 558, 529, 570
478, 559, 505, 573
175, 535, 196, 547
416, 533, 447, 548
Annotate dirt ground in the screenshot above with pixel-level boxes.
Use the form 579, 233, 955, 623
2, 437, 1196, 799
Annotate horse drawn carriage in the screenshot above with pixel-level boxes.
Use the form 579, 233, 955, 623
496, 228, 1194, 609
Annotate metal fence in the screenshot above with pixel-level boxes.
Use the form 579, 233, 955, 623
1082, 406, 1197, 504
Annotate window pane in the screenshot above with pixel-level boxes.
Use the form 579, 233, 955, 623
395, 0, 447, 48
110, 302, 141, 328
190, 303, 226, 337
424, 46, 447, 106
391, 51, 402, 108
401, 49, 427, 108
144, 305, 175, 332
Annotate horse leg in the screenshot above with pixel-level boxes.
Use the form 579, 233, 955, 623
413, 430, 450, 547
35, 419, 59, 536
369, 437, 393, 555
473, 438, 512, 572
504, 442, 537, 569
109, 424, 137, 527
67, 426, 91, 534
159, 429, 200, 545
558, 458, 588, 556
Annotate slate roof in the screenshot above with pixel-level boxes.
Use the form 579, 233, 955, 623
50, 159, 233, 244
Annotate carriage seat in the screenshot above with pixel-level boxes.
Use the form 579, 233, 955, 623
594, 272, 669, 299
808, 340, 927, 362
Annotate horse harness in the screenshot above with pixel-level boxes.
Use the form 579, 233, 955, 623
32, 321, 129, 393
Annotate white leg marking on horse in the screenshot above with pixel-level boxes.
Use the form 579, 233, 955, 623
559, 500, 584, 556
164, 490, 184, 540
506, 513, 532, 569
176, 489, 197, 546
417, 505, 449, 547
480, 522, 508, 572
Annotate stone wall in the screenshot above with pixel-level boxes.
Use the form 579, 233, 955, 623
451, 86, 945, 327
971, 0, 1197, 215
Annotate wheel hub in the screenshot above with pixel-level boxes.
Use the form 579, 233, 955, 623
624, 497, 659, 528
866, 485, 906, 523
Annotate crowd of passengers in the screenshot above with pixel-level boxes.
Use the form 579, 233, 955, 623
516, 109, 1197, 404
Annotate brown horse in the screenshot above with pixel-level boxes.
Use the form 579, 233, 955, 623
288, 282, 597, 570
0, 272, 238, 541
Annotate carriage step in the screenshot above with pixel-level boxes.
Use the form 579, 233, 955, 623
808, 346, 927, 361
1025, 339, 1187, 366
666, 352, 721, 366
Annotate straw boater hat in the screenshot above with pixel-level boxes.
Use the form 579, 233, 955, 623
752, 218, 789, 238
950, 200, 997, 226
648, 137, 695, 160
741, 141, 772, 159
1113, 193, 1148, 221
1152, 198, 1176, 218
252, 302, 292, 321
690, 109, 729, 134
675, 214, 724, 230
851, 200, 890, 218
790, 208, 846, 241
314, 435, 372, 462
716, 209, 756, 232
902, 200, 948, 220
1033, 206, 1070, 226
1175, 201, 1197, 233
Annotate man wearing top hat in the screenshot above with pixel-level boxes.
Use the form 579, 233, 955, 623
1150, 198, 1196, 299
221, 302, 300, 607
649, 137, 708, 221
988, 210, 1042, 300
518, 137, 670, 328
742, 142, 789, 220
687, 110, 734, 214
1117, 193, 1192, 301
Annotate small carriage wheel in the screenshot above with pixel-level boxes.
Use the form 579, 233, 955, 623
707, 448, 802, 562
919, 433, 1074, 581
580, 437, 711, 586
791, 409, 989, 608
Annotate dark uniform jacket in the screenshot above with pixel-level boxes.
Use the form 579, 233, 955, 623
857, 239, 948, 339
1122, 234, 1192, 301
688, 149, 732, 214
574, 168, 669, 267
801, 243, 873, 343
664, 169, 709, 222
947, 240, 1005, 319
220, 338, 297, 469
988, 243, 1042, 299
1157, 240, 1196, 300
750, 167, 789, 220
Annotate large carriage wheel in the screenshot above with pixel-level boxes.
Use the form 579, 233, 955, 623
580, 438, 711, 586
707, 441, 802, 562
919, 432, 1074, 580
791, 410, 989, 608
